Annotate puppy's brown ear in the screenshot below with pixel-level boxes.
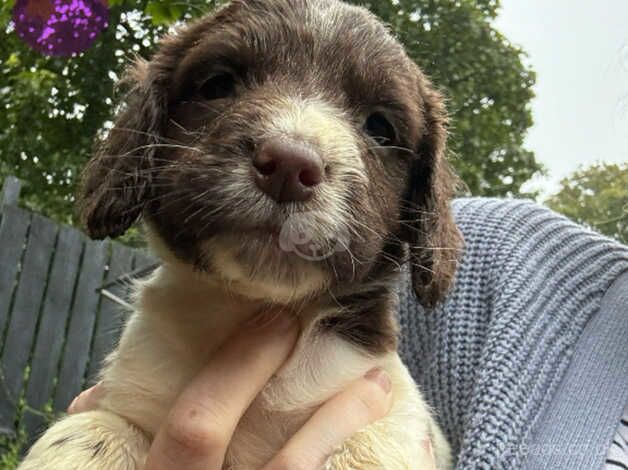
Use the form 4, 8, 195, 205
403, 72, 463, 307
77, 59, 166, 239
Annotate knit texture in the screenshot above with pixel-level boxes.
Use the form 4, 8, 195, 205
525, 271, 628, 469
397, 198, 628, 469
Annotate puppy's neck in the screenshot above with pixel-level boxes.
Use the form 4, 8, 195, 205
139, 231, 400, 356
135, 260, 326, 345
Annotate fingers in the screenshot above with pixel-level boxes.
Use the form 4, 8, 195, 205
262, 367, 393, 470
145, 312, 299, 470
67, 382, 105, 414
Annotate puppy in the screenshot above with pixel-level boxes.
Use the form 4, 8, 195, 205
20, 0, 462, 468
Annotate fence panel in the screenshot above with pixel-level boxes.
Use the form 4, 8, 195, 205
0, 212, 57, 433
0, 177, 157, 442
22, 226, 84, 438
53, 239, 109, 412
0, 206, 31, 358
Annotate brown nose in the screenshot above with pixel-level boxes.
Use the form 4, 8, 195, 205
253, 137, 324, 203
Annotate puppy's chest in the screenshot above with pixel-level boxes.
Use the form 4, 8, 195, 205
102, 300, 378, 446
232, 332, 386, 467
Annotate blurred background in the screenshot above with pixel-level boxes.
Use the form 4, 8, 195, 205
0, 0, 626, 244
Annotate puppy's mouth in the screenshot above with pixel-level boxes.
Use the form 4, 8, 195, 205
223, 220, 348, 264
203, 221, 338, 302
233, 200, 353, 259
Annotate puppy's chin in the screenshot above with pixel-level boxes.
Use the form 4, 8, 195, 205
144, 225, 329, 304
202, 234, 329, 304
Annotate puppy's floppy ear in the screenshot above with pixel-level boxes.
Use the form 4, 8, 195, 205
403, 71, 463, 307
77, 58, 167, 239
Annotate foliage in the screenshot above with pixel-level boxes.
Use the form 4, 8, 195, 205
0, 430, 25, 470
0, 365, 58, 468
0, 0, 541, 230
362, 0, 541, 196
546, 162, 628, 244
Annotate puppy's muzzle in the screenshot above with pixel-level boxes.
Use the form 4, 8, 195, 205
252, 137, 325, 203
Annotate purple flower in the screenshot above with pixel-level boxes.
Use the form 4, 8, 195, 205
13, 0, 110, 56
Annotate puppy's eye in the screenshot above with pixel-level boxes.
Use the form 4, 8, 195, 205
198, 72, 236, 100
364, 113, 396, 145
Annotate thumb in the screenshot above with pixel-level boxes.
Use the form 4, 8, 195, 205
67, 382, 105, 414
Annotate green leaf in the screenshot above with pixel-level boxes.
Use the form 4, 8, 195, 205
6, 52, 21, 68
145, 0, 185, 25
546, 163, 628, 244
145, 1, 172, 25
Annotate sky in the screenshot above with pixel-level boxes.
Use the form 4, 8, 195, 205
494, 0, 628, 196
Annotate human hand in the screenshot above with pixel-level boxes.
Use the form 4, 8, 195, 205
68, 312, 411, 469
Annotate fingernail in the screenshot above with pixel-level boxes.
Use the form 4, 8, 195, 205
364, 368, 392, 393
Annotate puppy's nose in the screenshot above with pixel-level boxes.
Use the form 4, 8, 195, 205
253, 137, 324, 203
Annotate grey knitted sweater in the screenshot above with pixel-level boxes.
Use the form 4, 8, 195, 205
397, 198, 628, 469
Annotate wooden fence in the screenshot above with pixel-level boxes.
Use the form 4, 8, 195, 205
0, 176, 155, 445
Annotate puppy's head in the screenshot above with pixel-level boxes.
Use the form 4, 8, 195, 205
78, 0, 462, 306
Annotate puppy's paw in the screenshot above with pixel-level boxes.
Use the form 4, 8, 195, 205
19, 410, 149, 470
323, 419, 452, 470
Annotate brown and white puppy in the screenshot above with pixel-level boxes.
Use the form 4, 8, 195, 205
20, 0, 462, 468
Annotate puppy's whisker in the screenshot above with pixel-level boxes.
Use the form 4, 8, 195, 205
348, 217, 384, 242
408, 261, 436, 275
367, 145, 414, 155
181, 190, 212, 224
91, 154, 200, 165
104, 127, 189, 143
179, 100, 224, 114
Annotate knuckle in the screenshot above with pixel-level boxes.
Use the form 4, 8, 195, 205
162, 405, 228, 458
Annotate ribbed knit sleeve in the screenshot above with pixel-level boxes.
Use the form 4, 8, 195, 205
397, 198, 628, 469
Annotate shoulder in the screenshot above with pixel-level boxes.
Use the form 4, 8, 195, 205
451, 197, 628, 266
453, 197, 567, 237
447, 197, 628, 311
